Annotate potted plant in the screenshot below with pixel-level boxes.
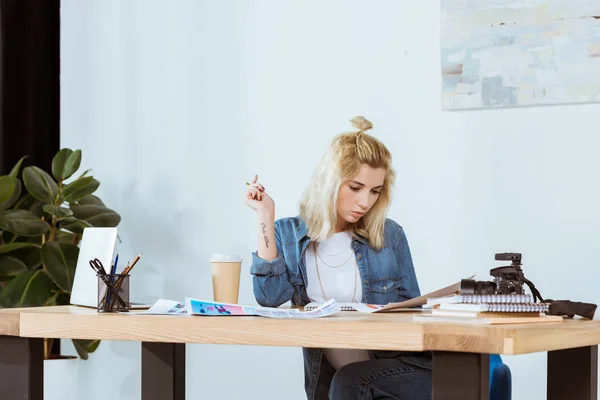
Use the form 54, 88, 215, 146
0, 148, 121, 359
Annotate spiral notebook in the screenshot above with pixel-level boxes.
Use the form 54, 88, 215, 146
427, 293, 534, 306
438, 302, 549, 313
304, 302, 360, 311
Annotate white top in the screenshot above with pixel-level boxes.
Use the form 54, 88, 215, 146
305, 231, 369, 370
305, 231, 363, 303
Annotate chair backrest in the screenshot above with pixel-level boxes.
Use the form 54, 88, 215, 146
490, 355, 512, 400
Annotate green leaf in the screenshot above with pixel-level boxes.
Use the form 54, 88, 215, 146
42, 204, 73, 219
41, 242, 79, 292
0, 255, 28, 276
62, 176, 100, 203
0, 269, 53, 308
51, 149, 73, 181
77, 194, 105, 206
70, 205, 121, 227
0, 242, 41, 254
72, 339, 101, 360
76, 169, 91, 180
44, 291, 59, 306
9, 156, 28, 179
7, 246, 42, 269
22, 166, 58, 204
59, 218, 93, 235
63, 150, 82, 181
56, 291, 70, 305
55, 230, 79, 245
0, 179, 22, 210
0, 176, 16, 206
44, 290, 70, 306
0, 210, 51, 237
14, 235, 43, 245
14, 194, 45, 218
52, 149, 82, 182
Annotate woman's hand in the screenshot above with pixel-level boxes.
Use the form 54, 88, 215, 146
246, 175, 277, 260
245, 175, 275, 213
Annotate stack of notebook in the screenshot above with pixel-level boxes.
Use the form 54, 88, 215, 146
414, 293, 561, 324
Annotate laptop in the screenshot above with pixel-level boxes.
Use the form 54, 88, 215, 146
70, 227, 150, 309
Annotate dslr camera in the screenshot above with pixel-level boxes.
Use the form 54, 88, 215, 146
460, 252, 526, 295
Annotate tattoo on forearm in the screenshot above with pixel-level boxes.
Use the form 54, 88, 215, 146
261, 223, 270, 248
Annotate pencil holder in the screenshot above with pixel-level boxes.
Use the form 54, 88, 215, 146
97, 274, 130, 312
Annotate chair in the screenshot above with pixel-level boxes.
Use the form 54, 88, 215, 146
490, 354, 512, 400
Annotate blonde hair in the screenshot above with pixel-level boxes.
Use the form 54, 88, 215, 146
299, 116, 395, 249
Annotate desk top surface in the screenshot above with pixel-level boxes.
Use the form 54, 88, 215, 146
1, 305, 599, 355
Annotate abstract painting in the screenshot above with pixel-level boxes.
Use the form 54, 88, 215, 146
441, 0, 600, 110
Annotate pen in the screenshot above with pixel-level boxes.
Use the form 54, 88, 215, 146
113, 254, 119, 274
108, 253, 142, 309
106, 254, 119, 310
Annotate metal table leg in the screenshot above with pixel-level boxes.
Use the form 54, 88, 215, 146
142, 342, 185, 400
0, 335, 44, 400
433, 351, 490, 400
548, 345, 598, 400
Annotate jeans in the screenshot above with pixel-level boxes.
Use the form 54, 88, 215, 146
329, 358, 432, 400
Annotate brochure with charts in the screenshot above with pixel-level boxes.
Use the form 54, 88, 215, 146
186, 297, 341, 318
126, 298, 341, 319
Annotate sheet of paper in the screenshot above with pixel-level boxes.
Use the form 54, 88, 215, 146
373, 276, 472, 313
125, 298, 188, 315
185, 297, 341, 318
256, 298, 341, 318
350, 303, 385, 313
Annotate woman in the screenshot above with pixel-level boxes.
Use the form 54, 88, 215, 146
245, 116, 432, 400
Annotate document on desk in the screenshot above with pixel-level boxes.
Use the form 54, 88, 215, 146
303, 276, 471, 313
185, 297, 341, 318
126, 298, 341, 318
126, 299, 188, 315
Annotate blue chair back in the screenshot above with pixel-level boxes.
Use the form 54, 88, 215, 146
490, 354, 511, 400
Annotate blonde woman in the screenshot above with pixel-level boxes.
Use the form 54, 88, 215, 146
245, 117, 432, 400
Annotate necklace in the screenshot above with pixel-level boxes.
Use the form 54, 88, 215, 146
315, 241, 344, 257
313, 242, 357, 302
315, 243, 354, 268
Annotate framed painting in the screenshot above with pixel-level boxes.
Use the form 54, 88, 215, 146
441, 0, 600, 110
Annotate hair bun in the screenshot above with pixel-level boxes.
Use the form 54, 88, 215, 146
350, 116, 373, 133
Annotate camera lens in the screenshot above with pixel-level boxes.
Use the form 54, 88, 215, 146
460, 279, 496, 295
460, 279, 476, 295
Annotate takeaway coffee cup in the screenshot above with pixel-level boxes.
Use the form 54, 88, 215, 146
210, 254, 242, 304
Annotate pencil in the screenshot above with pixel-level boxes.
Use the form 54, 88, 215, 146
125, 253, 142, 274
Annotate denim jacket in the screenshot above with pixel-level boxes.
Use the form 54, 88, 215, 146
250, 216, 433, 399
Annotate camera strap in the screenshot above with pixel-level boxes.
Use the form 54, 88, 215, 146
524, 277, 597, 319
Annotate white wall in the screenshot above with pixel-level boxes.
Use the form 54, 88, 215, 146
59, 1, 600, 399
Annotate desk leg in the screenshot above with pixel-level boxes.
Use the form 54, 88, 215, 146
432, 351, 490, 400
0, 336, 44, 400
142, 342, 185, 400
547, 345, 597, 400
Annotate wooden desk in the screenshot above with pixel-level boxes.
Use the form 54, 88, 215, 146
0, 306, 598, 400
